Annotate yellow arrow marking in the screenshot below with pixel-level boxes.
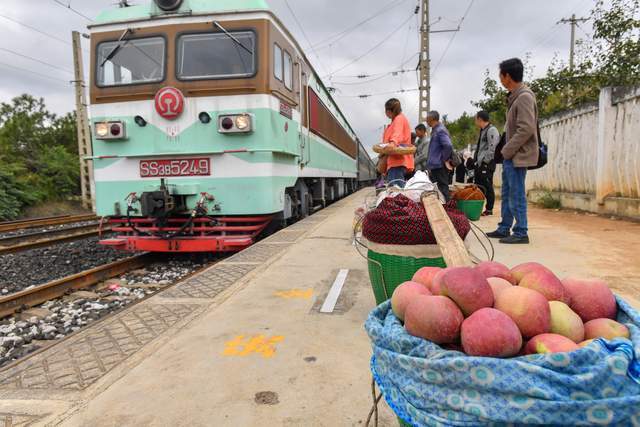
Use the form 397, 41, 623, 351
223, 335, 285, 358
274, 289, 314, 299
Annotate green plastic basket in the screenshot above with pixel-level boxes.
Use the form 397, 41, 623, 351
367, 249, 446, 305
456, 199, 485, 221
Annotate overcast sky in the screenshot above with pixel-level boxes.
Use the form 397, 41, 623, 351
0, 0, 597, 149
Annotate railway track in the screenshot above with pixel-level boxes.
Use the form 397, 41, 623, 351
0, 222, 110, 255
0, 253, 153, 319
0, 213, 97, 233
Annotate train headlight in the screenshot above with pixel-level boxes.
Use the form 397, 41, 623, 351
95, 121, 127, 140
235, 115, 250, 130
95, 122, 109, 138
218, 114, 253, 134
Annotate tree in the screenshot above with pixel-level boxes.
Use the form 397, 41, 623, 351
0, 94, 80, 219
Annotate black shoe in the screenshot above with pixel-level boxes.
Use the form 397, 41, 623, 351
486, 230, 509, 239
500, 235, 530, 244
482, 210, 493, 216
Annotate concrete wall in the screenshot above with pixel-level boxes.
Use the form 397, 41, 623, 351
496, 86, 640, 219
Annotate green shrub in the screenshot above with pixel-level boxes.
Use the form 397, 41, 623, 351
537, 191, 562, 209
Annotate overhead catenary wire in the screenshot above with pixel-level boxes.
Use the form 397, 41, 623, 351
0, 48, 73, 75
331, 70, 414, 86
310, 0, 410, 51
52, 0, 93, 22
0, 13, 71, 46
432, 0, 476, 78
324, 12, 416, 78
0, 61, 70, 86
283, 0, 332, 79
331, 52, 420, 79
336, 88, 419, 99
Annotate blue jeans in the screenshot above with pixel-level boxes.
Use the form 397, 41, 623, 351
386, 166, 407, 188
498, 160, 528, 237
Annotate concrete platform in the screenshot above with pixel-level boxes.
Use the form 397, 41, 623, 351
0, 188, 638, 426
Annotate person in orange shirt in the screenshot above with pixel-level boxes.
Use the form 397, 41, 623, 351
382, 98, 414, 188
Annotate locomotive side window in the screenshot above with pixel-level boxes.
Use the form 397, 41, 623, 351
177, 31, 256, 80
274, 44, 283, 81
96, 37, 165, 87
283, 50, 293, 90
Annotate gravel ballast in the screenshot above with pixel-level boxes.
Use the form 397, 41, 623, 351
0, 237, 132, 294
0, 255, 213, 368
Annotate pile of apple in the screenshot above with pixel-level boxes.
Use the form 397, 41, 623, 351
391, 262, 631, 358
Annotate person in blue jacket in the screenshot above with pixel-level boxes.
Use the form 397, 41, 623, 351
426, 111, 453, 201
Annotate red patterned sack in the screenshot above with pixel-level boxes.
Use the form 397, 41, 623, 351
363, 194, 470, 245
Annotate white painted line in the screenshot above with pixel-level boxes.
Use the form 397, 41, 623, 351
320, 269, 349, 313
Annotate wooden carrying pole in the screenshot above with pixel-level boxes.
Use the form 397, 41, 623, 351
421, 192, 473, 267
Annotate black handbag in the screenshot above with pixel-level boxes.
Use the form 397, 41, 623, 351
495, 125, 548, 170
528, 122, 548, 170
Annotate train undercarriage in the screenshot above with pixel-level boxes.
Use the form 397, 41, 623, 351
99, 177, 364, 253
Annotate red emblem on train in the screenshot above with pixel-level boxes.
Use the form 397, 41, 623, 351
155, 87, 184, 120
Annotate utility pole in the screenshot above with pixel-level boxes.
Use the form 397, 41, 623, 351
418, 0, 460, 124
558, 14, 589, 71
72, 31, 95, 212
418, 0, 430, 123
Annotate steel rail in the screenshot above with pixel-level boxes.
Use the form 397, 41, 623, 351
0, 222, 101, 243
0, 214, 97, 233
0, 226, 112, 256
0, 253, 153, 319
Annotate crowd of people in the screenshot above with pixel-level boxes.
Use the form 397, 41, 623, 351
376, 57, 539, 245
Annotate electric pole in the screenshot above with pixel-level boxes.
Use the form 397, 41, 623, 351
418, 0, 430, 123
72, 31, 95, 212
558, 14, 589, 71
418, 0, 460, 124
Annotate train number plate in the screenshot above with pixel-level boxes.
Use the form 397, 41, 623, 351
139, 158, 210, 178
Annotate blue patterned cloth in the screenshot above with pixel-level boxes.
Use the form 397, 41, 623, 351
365, 297, 640, 426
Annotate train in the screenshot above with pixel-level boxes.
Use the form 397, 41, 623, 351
89, 0, 377, 253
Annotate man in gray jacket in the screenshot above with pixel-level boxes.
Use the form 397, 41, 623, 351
474, 111, 500, 216
487, 58, 539, 244
414, 124, 429, 171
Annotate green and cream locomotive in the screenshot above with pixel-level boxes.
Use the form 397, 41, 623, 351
89, 0, 375, 253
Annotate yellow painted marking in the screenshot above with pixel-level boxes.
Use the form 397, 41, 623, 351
274, 289, 314, 299
223, 335, 285, 358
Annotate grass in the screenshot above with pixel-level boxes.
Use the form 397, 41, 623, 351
536, 191, 562, 209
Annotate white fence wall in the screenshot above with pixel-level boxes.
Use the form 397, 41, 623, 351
495, 86, 640, 218
608, 87, 640, 198
528, 104, 599, 194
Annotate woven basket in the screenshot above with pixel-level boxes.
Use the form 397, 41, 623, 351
456, 199, 485, 221
366, 242, 446, 305
373, 144, 417, 155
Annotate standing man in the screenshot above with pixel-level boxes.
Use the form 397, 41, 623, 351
474, 111, 500, 216
487, 58, 539, 244
414, 124, 430, 171
425, 111, 453, 201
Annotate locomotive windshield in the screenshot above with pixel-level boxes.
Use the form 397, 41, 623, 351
177, 31, 256, 80
96, 37, 165, 86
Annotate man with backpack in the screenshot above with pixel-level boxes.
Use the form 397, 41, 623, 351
425, 111, 454, 201
474, 111, 500, 216
487, 58, 539, 244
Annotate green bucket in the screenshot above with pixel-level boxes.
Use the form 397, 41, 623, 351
456, 199, 485, 221
367, 247, 446, 305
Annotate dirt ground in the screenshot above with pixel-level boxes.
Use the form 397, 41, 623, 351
472, 203, 640, 307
